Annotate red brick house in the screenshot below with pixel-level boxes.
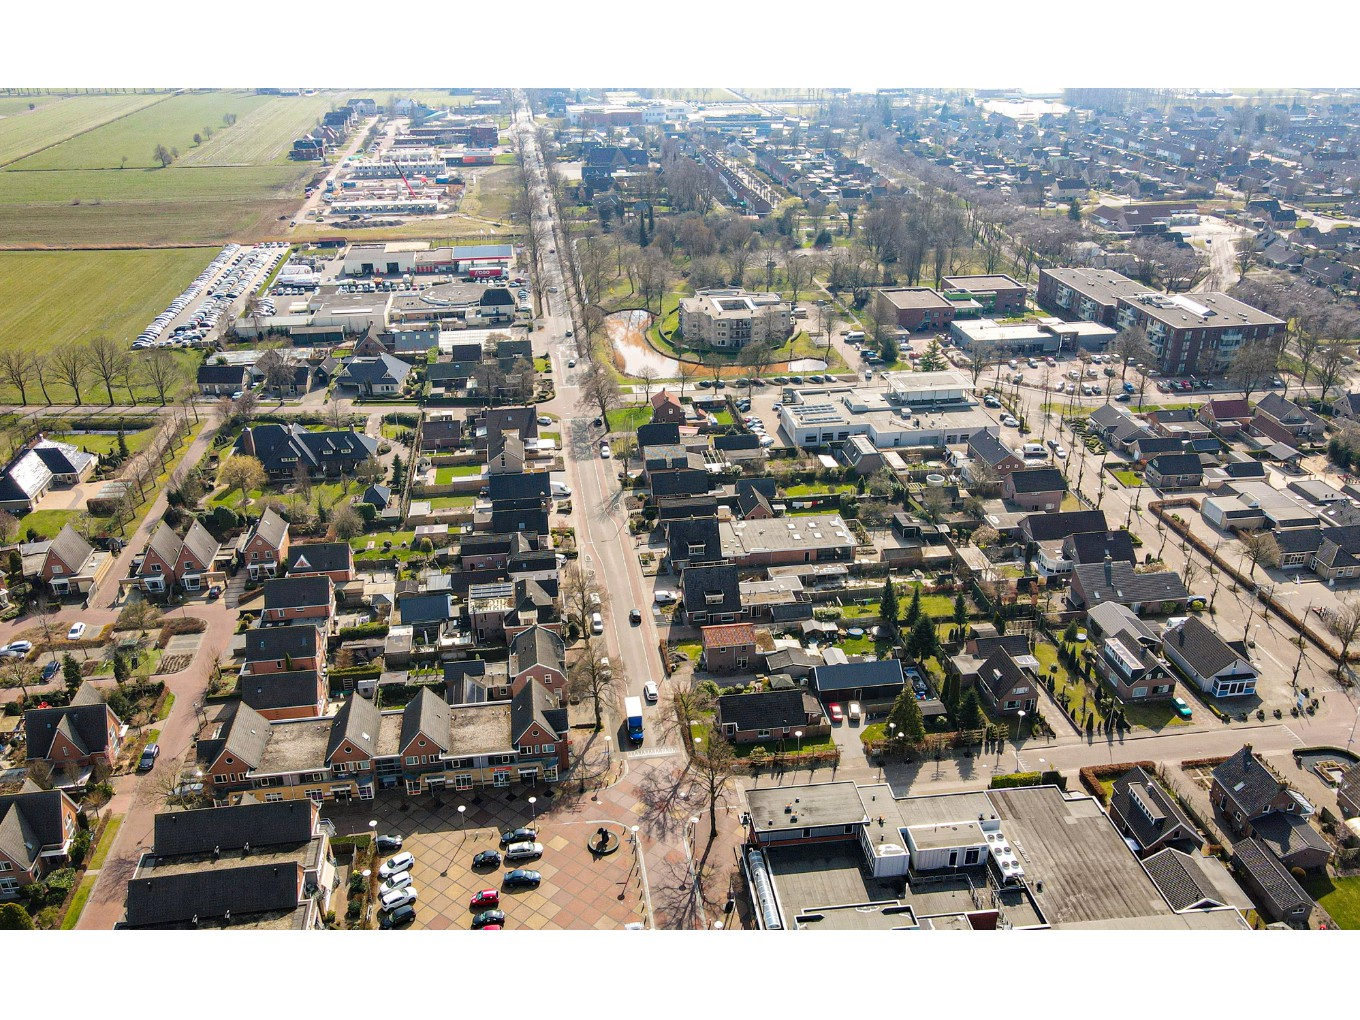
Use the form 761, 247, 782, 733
24, 683, 124, 774
1003, 467, 1066, 511
261, 575, 334, 630
40, 524, 111, 598
241, 625, 326, 678
716, 688, 827, 744
1197, 398, 1252, 438
283, 542, 355, 584
650, 389, 686, 425
136, 520, 221, 595
701, 623, 758, 674
508, 625, 567, 699
242, 507, 290, 580
0, 783, 81, 899
511, 679, 571, 774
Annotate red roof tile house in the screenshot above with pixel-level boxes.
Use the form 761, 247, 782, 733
701, 623, 758, 674
241, 507, 290, 580
0, 782, 81, 900
135, 520, 222, 595
650, 389, 686, 425
24, 683, 124, 776
1197, 398, 1252, 438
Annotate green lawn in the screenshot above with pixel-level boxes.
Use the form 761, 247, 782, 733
1304, 872, 1360, 929
0, 93, 167, 167
541, 431, 561, 444
18, 509, 79, 540
712, 410, 734, 426
606, 405, 652, 432
351, 529, 416, 551
60, 875, 97, 930
1120, 699, 1189, 731
435, 464, 482, 483
48, 428, 155, 457
1111, 469, 1144, 487
785, 484, 856, 496
427, 495, 475, 510
88, 814, 124, 871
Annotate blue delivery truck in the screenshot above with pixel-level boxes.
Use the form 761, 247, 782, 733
625, 696, 645, 745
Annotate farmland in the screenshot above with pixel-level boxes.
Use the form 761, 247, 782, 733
0, 166, 303, 204
179, 92, 358, 167
0, 93, 168, 167
10, 91, 274, 171
0, 249, 206, 401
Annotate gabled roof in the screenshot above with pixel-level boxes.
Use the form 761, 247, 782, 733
1231, 837, 1310, 911
240, 670, 322, 714
1147, 453, 1203, 476
361, 484, 393, 508
487, 471, 551, 505
813, 658, 905, 694
250, 507, 290, 552
339, 353, 412, 386
1252, 813, 1332, 864
1064, 530, 1136, 566
326, 695, 382, 761
509, 625, 566, 677
217, 702, 273, 771
1255, 391, 1315, 425
198, 364, 250, 385
124, 861, 303, 928
152, 800, 316, 857
1110, 766, 1199, 851
46, 524, 94, 572
263, 574, 332, 611
182, 520, 221, 567
243, 624, 320, 664
668, 516, 724, 564
24, 685, 117, 759
637, 422, 681, 448
1020, 509, 1107, 543
976, 648, 1030, 701
1143, 848, 1230, 911
1163, 617, 1249, 680
1006, 467, 1065, 494
701, 623, 757, 648
968, 428, 1019, 467
284, 543, 351, 576
1212, 746, 1285, 819
682, 564, 743, 616
717, 688, 819, 732
651, 388, 682, 410
401, 687, 451, 753
1202, 397, 1251, 420
0, 788, 74, 869
1071, 561, 1188, 608
510, 678, 567, 743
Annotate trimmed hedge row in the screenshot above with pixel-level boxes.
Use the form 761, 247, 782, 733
1078, 760, 1157, 803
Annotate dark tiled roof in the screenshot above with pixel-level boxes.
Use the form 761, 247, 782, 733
326, 695, 382, 761
198, 364, 249, 385
0, 789, 72, 869
1109, 767, 1198, 851
487, 472, 551, 505
1231, 837, 1310, 913
24, 686, 116, 759
1064, 530, 1136, 565
47, 524, 94, 572
401, 687, 451, 753
1021, 509, 1107, 542
125, 861, 303, 928
1143, 848, 1227, 911
1147, 453, 1203, 477
1252, 814, 1332, 864
243, 625, 319, 664
263, 575, 332, 611
250, 508, 290, 551
668, 516, 724, 564
1071, 561, 1188, 608
218, 702, 272, 770
813, 658, 905, 694
1212, 746, 1284, 819
339, 353, 412, 386
1007, 467, 1065, 494
511, 678, 567, 743
152, 801, 315, 856
510, 625, 565, 677
636, 423, 680, 448
361, 484, 393, 508
682, 564, 742, 616
1163, 617, 1245, 680
976, 649, 1029, 701
968, 428, 1018, 467
240, 671, 322, 714
717, 689, 819, 731
285, 543, 351, 576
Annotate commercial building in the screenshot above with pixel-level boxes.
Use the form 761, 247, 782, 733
777, 372, 987, 450
940, 275, 1026, 316
874, 287, 957, 332
718, 515, 856, 567
1115, 292, 1286, 376
678, 289, 791, 350
1036, 267, 1147, 326
950, 317, 1116, 356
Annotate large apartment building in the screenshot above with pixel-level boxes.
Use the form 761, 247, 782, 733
678, 289, 791, 350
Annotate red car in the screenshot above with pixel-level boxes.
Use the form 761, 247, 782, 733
470, 889, 500, 910
828, 703, 845, 724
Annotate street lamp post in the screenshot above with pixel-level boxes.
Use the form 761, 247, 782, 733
457, 804, 466, 833
1015, 710, 1026, 743
528, 796, 537, 824
795, 729, 803, 755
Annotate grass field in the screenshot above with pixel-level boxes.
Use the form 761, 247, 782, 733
1304, 872, 1360, 929
48, 428, 156, 456
11, 91, 274, 171
0, 249, 204, 402
0, 165, 304, 204
179, 92, 357, 167
0, 93, 168, 168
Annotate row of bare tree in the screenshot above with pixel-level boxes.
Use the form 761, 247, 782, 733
0, 337, 186, 408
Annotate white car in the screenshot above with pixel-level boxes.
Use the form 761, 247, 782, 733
1054, 446, 1068, 458
380, 871, 414, 895
653, 590, 678, 605
1000, 414, 1020, 427
380, 886, 418, 911
643, 680, 659, 702
6, 640, 33, 655
537, 416, 553, 426
567, 358, 577, 367
66, 622, 86, 641
599, 443, 611, 459
378, 852, 415, 878
758, 435, 775, 447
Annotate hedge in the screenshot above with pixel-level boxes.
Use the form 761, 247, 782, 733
336, 623, 390, 641
157, 616, 207, 648
988, 771, 1064, 790
1078, 760, 1157, 802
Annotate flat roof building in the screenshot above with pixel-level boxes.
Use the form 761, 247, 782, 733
1115, 291, 1286, 376
875, 287, 956, 332
1036, 267, 1147, 326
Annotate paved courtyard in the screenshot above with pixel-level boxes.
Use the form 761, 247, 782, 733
322, 787, 647, 931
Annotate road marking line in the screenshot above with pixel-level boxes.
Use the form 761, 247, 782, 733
1282, 726, 1305, 746
628, 747, 679, 759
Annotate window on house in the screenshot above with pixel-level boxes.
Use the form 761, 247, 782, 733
264, 792, 284, 803
801, 828, 811, 838
405, 756, 419, 766
757, 729, 770, 739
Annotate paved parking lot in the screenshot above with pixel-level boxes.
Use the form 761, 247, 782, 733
324, 791, 646, 931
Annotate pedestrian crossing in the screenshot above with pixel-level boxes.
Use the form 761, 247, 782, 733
628, 746, 679, 760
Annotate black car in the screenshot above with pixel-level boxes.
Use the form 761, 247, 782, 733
380, 903, 416, 929
40, 660, 60, 681
629, 608, 642, 625
593, 416, 604, 428
472, 909, 506, 929
472, 849, 502, 868
137, 744, 160, 772
503, 869, 541, 889
375, 834, 404, 854
499, 827, 538, 848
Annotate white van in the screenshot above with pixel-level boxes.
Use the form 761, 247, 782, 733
590, 611, 604, 635
844, 330, 865, 342
1020, 442, 1047, 457
551, 481, 572, 498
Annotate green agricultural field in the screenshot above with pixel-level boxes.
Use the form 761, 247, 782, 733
0, 93, 168, 168
0, 165, 303, 205
179, 92, 358, 167
11, 91, 273, 171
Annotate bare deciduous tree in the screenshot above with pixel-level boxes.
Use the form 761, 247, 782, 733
568, 647, 617, 731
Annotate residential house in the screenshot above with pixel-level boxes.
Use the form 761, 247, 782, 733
487, 432, 526, 475
0, 440, 99, 514
337, 353, 412, 397
715, 689, 828, 744
136, 520, 221, 595
1019, 509, 1108, 548
1064, 530, 1137, 569
24, 683, 124, 775
1143, 847, 1250, 913
241, 507, 290, 580
284, 542, 355, 585
666, 516, 726, 572
0, 783, 80, 899
735, 478, 778, 520
1145, 452, 1203, 491
1197, 398, 1252, 438
466, 406, 538, 451
714, 432, 765, 467
1108, 767, 1203, 854
1252, 392, 1326, 447
974, 648, 1039, 717
261, 575, 334, 630
398, 592, 455, 643
1337, 762, 1360, 819
123, 799, 335, 930
1069, 559, 1189, 615
680, 564, 746, 625
1145, 408, 1211, 443
650, 389, 686, 424
234, 424, 379, 480
198, 364, 251, 396
1162, 617, 1257, 698
1309, 526, 1360, 582
1093, 606, 1176, 702
966, 428, 1025, 479
637, 422, 681, 449
1331, 392, 1360, 422
1087, 404, 1152, 453
1211, 746, 1322, 866
1231, 838, 1313, 925
508, 625, 567, 700
1003, 467, 1066, 511
40, 524, 112, 598
239, 668, 328, 722
240, 624, 326, 679
701, 623, 757, 674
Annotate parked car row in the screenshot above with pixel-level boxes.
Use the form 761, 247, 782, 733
133, 244, 286, 350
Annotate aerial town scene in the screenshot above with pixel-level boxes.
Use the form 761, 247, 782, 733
5, 80, 1360, 940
